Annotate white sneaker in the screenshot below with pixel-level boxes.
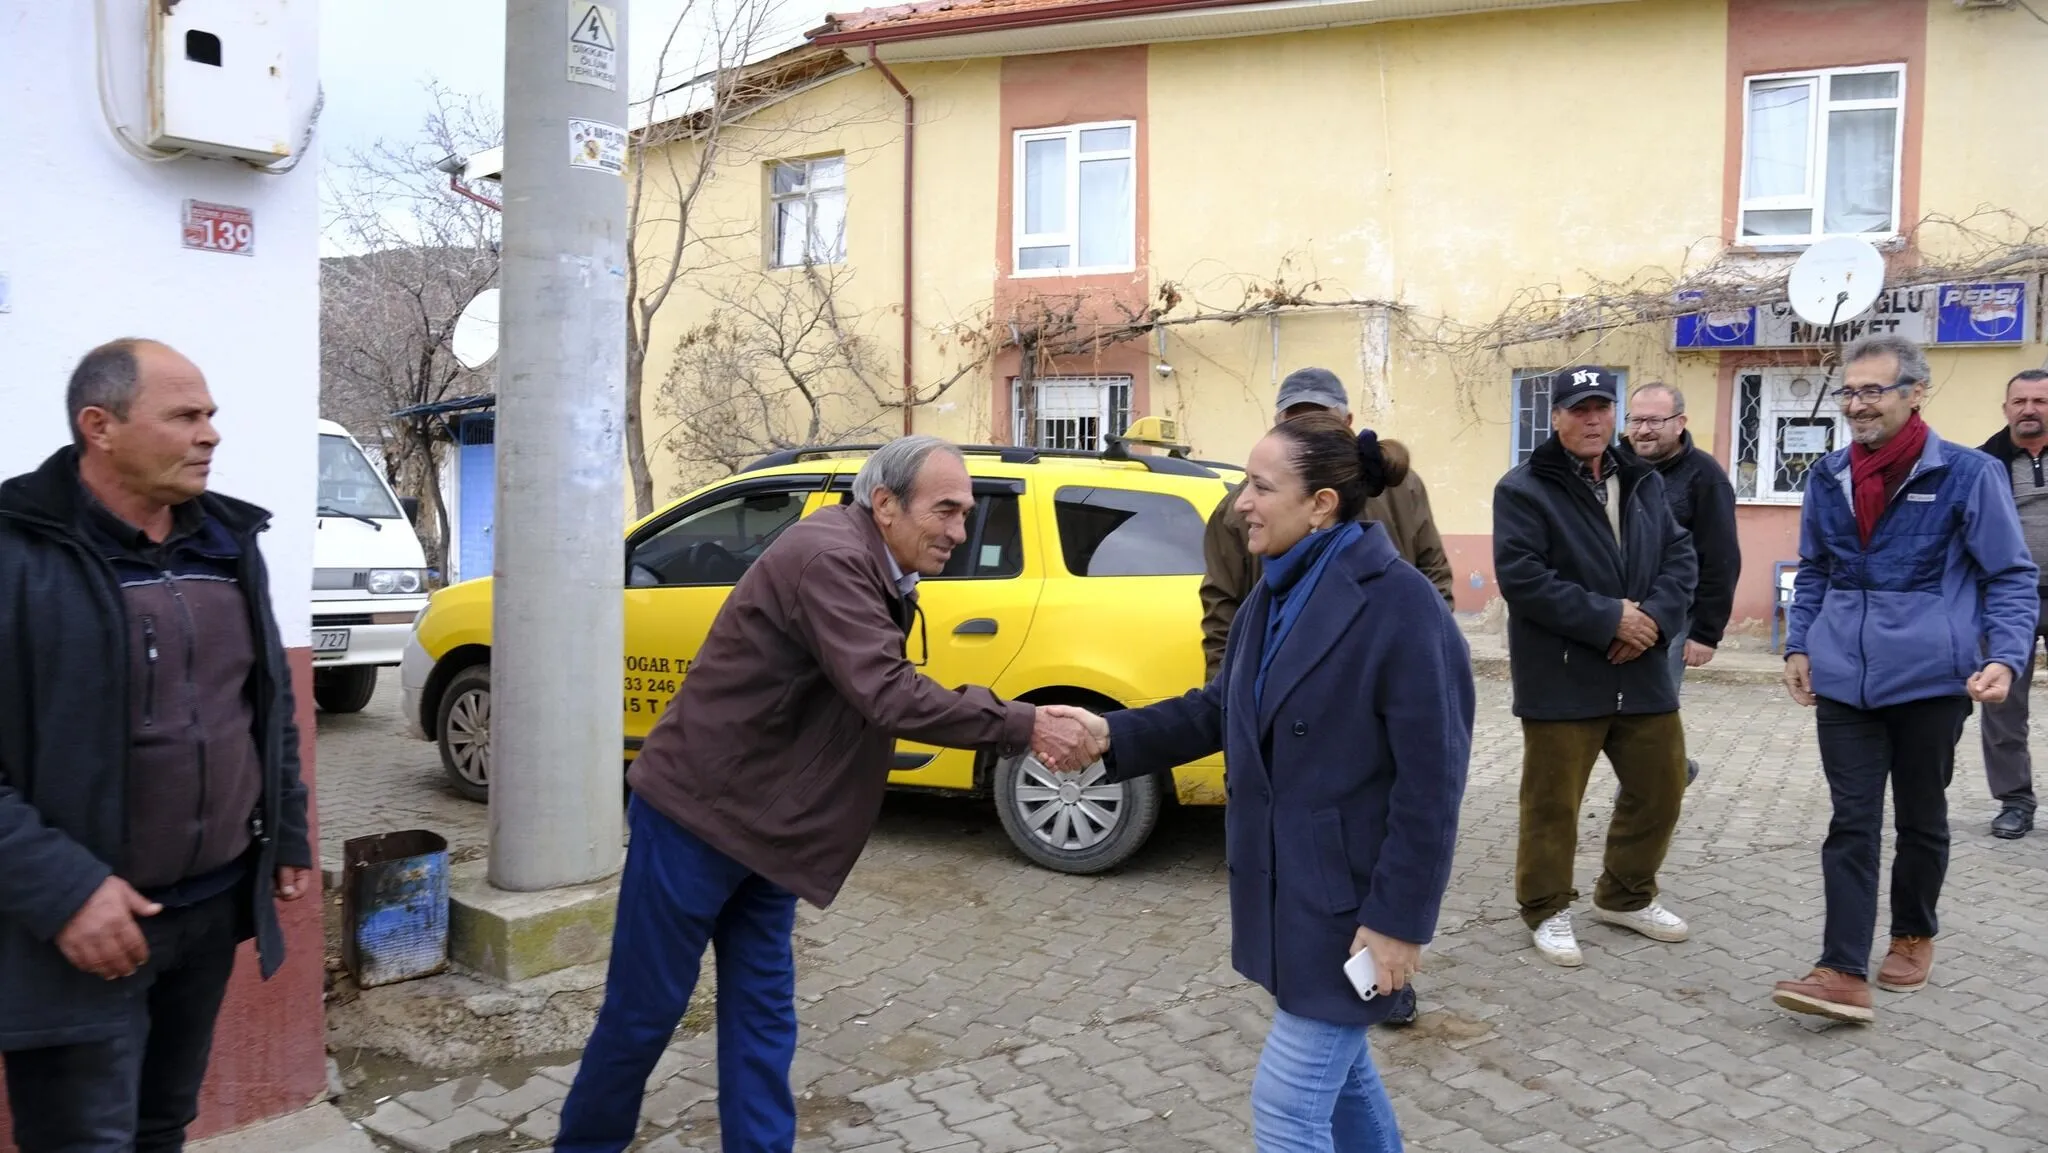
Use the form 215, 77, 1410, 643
1533, 912, 1583, 967
1592, 901, 1690, 943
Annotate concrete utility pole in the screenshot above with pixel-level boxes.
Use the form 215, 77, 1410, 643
491, 0, 629, 889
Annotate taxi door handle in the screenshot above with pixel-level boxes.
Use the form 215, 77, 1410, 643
953, 618, 998, 636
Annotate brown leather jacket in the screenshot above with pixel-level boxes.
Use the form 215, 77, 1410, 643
1199, 467, 1454, 679
626, 502, 1036, 907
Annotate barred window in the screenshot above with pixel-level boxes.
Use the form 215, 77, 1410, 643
1733, 370, 1847, 503
1511, 367, 1627, 466
1011, 376, 1132, 452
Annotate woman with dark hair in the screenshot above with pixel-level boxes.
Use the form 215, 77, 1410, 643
1052, 413, 1474, 1149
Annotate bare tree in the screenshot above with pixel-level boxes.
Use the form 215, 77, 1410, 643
624, 0, 877, 516
321, 84, 501, 571
653, 263, 893, 482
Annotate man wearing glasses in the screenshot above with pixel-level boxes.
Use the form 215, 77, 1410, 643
1774, 335, 2038, 1024
1623, 384, 1741, 785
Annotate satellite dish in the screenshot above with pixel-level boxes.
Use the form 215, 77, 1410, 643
1786, 236, 1885, 329
452, 288, 500, 370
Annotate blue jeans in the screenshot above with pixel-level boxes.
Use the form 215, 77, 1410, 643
1250, 1009, 1403, 1152
557, 797, 800, 1153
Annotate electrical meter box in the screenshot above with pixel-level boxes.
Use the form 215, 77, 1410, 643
147, 0, 293, 163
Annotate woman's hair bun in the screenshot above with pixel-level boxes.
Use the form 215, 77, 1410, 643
1354, 429, 1388, 498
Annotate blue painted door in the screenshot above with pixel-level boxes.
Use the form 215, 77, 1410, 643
458, 437, 495, 583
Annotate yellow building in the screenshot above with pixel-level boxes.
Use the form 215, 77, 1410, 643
633, 0, 2048, 628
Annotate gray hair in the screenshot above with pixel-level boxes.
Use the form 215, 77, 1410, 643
1843, 334, 1932, 389
851, 435, 962, 508
1629, 382, 1685, 415
66, 338, 149, 448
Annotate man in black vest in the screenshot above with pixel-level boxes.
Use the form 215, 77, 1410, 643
0, 339, 313, 1152
1972, 367, 2048, 840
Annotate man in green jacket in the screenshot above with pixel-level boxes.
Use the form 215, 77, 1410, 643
1196, 366, 1455, 1026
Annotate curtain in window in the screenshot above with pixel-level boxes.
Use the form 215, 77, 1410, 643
1745, 83, 1811, 200
1823, 107, 1896, 234
809, 189, 847, 263
1077, 158, 1132, 268
1023, 138, 1066, 234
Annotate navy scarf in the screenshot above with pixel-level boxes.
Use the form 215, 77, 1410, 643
1254, 520, 1362, 708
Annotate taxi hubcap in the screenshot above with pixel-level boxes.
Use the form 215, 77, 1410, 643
1014, 758, 1123, 852
446, 688, 492, 786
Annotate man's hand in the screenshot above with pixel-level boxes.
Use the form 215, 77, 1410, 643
1784, 653, 1816, 707
1031, 706, 1106, 773
1969, 662, 2015, 704
1350, 925, 1422, 995
1607, 639, 1647, 665
276, 867, 315, 902
1684, 640, 1716, 668
55, 877, 160, 981
1616, 600, 1660, 650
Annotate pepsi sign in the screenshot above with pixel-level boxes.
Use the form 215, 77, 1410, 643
1675, 278, 2035, 348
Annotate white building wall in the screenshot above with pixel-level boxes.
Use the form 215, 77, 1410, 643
0, 1, 322, 646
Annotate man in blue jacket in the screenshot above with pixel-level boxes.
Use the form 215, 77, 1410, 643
1774, 335, 2037, 1024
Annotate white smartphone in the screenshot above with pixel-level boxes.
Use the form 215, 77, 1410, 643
1343, 948, 1379, 1002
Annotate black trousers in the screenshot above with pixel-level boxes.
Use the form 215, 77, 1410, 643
1814, 695, 1971, 978
2, 886, 243, 1153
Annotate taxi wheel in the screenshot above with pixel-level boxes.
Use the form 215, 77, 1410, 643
437, 664, 492, 802
993, 733, 1162, 875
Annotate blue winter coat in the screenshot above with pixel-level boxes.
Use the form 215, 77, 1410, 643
1786, 428, 2039, 710
1102, 523, 1473, 1026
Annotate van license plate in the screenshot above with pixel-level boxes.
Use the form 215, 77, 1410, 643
314, 629, 351, 654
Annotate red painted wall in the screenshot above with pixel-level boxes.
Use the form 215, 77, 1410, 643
991, 46, 1154, 440
0, 650, 327, 1148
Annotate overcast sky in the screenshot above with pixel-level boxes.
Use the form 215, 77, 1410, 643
317, 0, 840, 242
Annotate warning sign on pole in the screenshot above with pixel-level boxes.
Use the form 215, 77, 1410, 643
567, 2, 617, 90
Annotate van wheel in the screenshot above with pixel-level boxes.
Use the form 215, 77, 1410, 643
314, 666, 379, 714
437, 665, 492, 802
992, 717, 1162, 875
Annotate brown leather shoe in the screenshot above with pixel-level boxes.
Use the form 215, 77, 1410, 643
1877, 936, 1934, 992
1772, 967, 1874, 1023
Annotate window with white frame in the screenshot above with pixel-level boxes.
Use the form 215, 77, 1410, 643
1739, 64, 1904, 245
769, 156, 846, 267
1012, 121, 1135, 275
1732, 368, 1846, 503
1511, 367, 1628, 466
1012, 376, 1132, 451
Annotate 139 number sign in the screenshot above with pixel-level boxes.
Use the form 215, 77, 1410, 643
182, 200, 255, 256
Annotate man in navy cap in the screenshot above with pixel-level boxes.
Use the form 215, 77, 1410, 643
1492, 367, 1697, 969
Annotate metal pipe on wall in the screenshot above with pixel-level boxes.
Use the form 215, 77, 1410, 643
868, 43, 917, 436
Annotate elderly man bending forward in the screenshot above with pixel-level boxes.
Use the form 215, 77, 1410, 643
555, 436, 1094, 1153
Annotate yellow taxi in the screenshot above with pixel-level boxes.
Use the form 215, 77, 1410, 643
399, 419, 1239, 874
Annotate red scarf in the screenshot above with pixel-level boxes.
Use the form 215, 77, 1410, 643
1848, 411, 1928, 545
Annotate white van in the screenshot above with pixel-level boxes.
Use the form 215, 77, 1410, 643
313, 419, 431, 713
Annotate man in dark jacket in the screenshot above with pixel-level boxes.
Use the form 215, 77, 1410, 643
0, 339, 314, 1152
1972, 367, 2048, 841
1493, 367, 1696, 970
1623, 382, 1741, 784
558, 436, 1093, 1152
1195, 366, 1452, 1027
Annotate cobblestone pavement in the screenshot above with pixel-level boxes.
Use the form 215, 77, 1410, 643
318, 671, 2048, 1152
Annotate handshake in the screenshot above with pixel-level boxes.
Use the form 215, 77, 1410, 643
1030, 704, 1110, 774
